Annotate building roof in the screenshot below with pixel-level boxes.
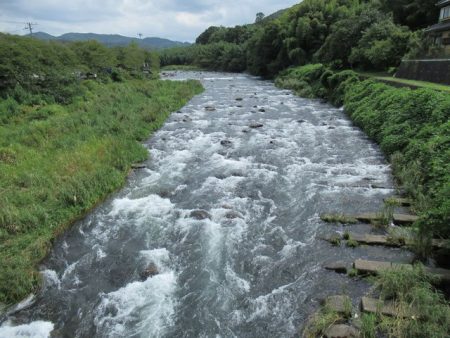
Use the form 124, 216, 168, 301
426, 20, 450, 33
437, 0, 450, 7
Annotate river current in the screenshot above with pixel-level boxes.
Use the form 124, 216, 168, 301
0, 72, 413, 338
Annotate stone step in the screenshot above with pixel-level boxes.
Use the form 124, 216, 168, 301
384, 197, 412, 207
352, 213, 418, 226
354, 259, 450, 283
361, 297, 410, 318
350, 233, 447, 249
392, 213, 419, 225
349, 233, 393, 246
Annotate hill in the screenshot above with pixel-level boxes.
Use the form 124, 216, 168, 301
32, 32, 191, 49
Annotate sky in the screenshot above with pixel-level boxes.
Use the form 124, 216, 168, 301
0, 0, 300, 42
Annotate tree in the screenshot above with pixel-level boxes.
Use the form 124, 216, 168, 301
255, 12, 265, 23
378, 0, 439, 30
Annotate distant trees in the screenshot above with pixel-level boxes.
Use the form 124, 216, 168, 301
0, 33, 160, 103
255, 12, 265, 23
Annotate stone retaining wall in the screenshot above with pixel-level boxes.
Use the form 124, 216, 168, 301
396, 59, 450, 85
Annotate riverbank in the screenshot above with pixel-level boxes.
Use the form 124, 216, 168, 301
0, 78, 203, 306
275, 64, 450, 337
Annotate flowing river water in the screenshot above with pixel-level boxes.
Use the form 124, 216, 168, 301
0, 72, 413, 338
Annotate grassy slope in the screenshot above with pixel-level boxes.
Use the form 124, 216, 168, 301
358, 72, 450, 93
0, 78, 203, 305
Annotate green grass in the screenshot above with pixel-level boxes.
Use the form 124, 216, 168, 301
358, 72, 450, 93
302, 306, 342, 338
320, 213, 358, 224
0, 78, 203, 305
374, 265, 450, 338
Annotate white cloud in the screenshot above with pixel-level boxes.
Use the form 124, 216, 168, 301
0, 0, 300, 42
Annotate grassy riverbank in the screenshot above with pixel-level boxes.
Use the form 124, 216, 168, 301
276, 63, 450, 337
0, 78, 203, 305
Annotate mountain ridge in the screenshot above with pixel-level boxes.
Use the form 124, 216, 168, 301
32, 32, 191, 49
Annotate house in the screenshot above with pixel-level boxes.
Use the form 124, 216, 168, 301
426, 0, 450, 54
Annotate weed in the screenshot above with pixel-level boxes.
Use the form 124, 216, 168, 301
360, 313, 377, 338
346, 238, 359, 248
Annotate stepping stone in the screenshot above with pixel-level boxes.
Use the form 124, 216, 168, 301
324, 261, 348, 274
354, 259, 450, 283
324, 324, 360, 338
361, 297, 410, 318
384, 197, 412, 207
349, 234, 398, 247
352, 213, 418, 226
354, 259, 410, 274
392, 214, 419, 225
324, 295, 352, 316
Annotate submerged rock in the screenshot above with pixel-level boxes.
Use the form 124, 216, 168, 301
258, 108, 266, 112
190, 210, 212, 220
225, 211, 243, 219
205, 106, 216, 112
220, 140, 233, 147
249, 123, 263, 129
235, 97, 243, 101
140, 263, 159, 280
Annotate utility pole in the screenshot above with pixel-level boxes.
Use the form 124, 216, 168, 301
24, 22, 37, 36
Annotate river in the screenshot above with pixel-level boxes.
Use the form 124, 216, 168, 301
0, 72, 413, 338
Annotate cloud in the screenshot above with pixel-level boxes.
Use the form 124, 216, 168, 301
0, 0, 300, 42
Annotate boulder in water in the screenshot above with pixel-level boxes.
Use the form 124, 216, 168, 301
220, 140, 233, 147
140, 263, 159, 280
205, 106, 216, 112
190, 210, 212, 220
249, 123, 263, 129
225, 211, 243, 219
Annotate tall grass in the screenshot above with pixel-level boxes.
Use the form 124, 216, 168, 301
0, 78, 203, 305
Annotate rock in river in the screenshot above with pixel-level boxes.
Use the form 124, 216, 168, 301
190, 210, 212, 220
249, 123, 264, 129
140, 263, 159, 280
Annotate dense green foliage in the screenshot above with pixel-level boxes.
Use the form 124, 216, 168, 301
0, 34, 203, 305
0, 34, 160, 105
160, 0, 444, 76
276, 64, 450, 242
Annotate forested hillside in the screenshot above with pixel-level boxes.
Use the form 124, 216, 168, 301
33, 32, 191, 50
160, 0, 440, 76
